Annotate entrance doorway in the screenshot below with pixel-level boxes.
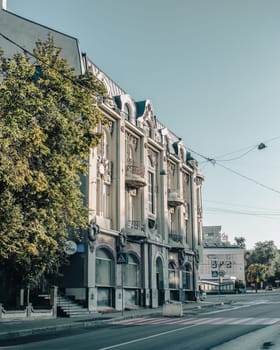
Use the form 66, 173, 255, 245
156, 257, 164, 305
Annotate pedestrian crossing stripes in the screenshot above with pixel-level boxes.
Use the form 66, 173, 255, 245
111, 317, 280, 326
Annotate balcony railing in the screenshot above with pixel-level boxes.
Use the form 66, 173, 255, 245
126, 164, 145, 177
169, 233, 183, 243
125, 164, 147, 188
125, 220, 146, 238
168, 190, 185, 208
126, 220, 142, 230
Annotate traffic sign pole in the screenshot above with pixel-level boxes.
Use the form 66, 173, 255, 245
121, 263, 124, 316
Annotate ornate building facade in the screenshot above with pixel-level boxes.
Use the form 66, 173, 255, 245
60, 56, 204, 310
0, 2, 204, 310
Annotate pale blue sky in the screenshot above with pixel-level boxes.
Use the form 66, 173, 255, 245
6, 0, 280, 249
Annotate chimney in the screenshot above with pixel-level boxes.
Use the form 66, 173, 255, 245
1, 0, 7, 10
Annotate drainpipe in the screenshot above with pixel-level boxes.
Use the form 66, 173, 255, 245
189, 161, 198, 301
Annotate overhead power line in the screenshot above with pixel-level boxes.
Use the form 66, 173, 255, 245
204, 200, 280, 220
204, 206, 280, 220
205, 206, 280, 217
215, 145, 258, 162
0, 32, 103, 99
188, 145, 280, 196
202, 136, 280, 163
204, 199, 280, 212
216, 162, 280, 195
2, 33, 280, 196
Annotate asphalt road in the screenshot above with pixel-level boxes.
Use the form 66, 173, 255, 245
2, 292, 280, 350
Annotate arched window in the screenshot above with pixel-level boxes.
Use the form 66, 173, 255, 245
182, 264, 193, 289
145, 121, 152, 138
168, 261, 178, 289
124, 254, 140, 287
156, 257, 164, 289
124, 103, 130, 120
96, 248, 115, 286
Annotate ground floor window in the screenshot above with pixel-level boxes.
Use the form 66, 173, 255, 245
96, 248, 115, 307
124, 254, 140, 288
97, 287, 114, 307
168, 261, 179, 289
182, 264, 193, 289
96, 248, 115, 286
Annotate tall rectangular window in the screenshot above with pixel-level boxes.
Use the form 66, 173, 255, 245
104, 184, 110, 218
148, 171, 154, 213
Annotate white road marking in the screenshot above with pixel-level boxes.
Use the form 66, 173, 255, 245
101, 316, 280, 349
111, 317, 280, 326
98, 324, 198, 350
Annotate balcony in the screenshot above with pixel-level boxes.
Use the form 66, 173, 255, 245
125, 164, 147, 189
168, 190, 185, 208
125, 220, 146, 238
169, 233, 183, 243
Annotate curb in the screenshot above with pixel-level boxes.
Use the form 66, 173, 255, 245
0, 301, 225, 342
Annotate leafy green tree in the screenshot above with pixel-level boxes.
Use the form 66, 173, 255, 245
246, 263, 267, 284
0, 37, 106, 291
246, 241, 279, 278
234, 236, 246, 249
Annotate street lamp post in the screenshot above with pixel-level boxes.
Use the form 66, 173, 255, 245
218, 261, 224, 294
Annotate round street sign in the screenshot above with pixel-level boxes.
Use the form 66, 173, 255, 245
64, 240, 77, 255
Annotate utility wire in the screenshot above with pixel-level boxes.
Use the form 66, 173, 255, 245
204, 199, 280, 212
202, 135, 280, 163
215, 145, 258, 162
205, 207, 280, 219
0, 32, 103, 99
205, 205, 280, 216
216, 162, 280, 195
188, 146, 280, 196
2, 34, 280, 196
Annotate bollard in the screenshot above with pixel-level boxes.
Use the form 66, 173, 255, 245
162, 302, 183, 317
27, 303, 32, 317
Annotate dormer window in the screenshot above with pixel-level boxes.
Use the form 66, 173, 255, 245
124, 103, 130, 120
145, 121, 152, 138
180, 148, 185, 161
165, 136, 170, 153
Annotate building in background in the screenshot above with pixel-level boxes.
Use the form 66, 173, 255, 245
0, 2, 204, 311
199, 226, 245, 293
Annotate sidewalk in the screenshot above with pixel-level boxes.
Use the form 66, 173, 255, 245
0, 300, 225, 342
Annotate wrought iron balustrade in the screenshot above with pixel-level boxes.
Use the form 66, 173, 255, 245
126, 164, 145, 177
169, 233, 183, 243
126, 220, 142, 230
125, 164, 146, 188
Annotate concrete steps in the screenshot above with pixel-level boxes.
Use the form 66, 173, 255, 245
57, 295, 90, 317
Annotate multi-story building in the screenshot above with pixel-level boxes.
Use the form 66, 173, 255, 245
199, 226, 245, 293
0, 2, 204, 310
